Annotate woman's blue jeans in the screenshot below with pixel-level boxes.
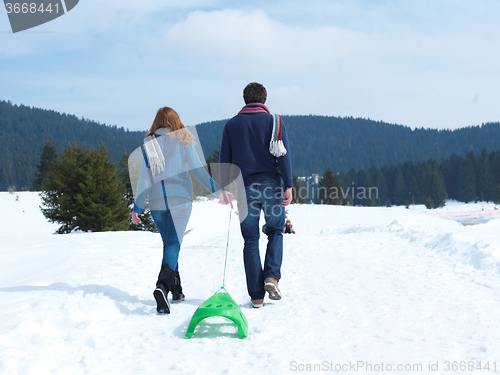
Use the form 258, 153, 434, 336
238, 180, 285, 300
150, 196, 192, 271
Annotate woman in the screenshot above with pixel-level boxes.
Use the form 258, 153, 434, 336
131, 107, 231, 314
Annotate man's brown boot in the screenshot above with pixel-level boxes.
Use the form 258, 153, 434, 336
251, 298, 264, 308
264, 277, 282, 300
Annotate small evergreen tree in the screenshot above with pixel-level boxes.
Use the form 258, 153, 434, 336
205, 144, 220, 177
41, 143, 86, 233
392, 167, 407, 206
318, 166, 343, 205
344, 195, 354, 206
73, 145, 129, 232
292, 174, 306, 203
360, 169, 376, 206
494, 184, 500, 205
456, 158, 476, 203
426, 171, 447, 208
40, 142, 129, 233
476, 149, 495, 201
32, 141, 57, 191
425, 196, 435, 210
375, 171, 389, 206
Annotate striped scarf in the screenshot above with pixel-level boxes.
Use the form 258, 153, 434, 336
238, 104, 287, 157
238, 103, 271, 114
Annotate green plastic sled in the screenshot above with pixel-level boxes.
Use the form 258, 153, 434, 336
185, 289, 248, 339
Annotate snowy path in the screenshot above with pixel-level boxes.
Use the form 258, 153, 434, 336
1, 193, 500, 374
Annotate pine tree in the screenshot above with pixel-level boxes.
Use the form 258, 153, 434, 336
425, 196, 435, 210
456, 158, 476, 203
40, 142, 129, 233
406, 175, 419, 205
360, 169, 376, 206
426, 171, 447, 208
41, 143, 86, 233
415, 160, 433, 203
494, 184, 500, 205
73, 144, 129, 232
355, 169, 368, 206
392, 167, 407, 206
32, 141, 57, 191
205, 144, 220, 177
292, 174, 306, 203
442, 153, 462, 200
476, 149, 495, 201
342, 169, 357, 205
344, 194, 354, 206
318, 166, 343, 205
375, 171, 388, 206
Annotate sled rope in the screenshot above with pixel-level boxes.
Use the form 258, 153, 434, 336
221, 195, 233, 290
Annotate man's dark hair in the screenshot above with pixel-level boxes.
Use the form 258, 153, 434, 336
243, 82, 267, 104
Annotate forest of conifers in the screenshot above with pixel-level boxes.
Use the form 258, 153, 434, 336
1, 100, 499, 204
336, 149, 500, 206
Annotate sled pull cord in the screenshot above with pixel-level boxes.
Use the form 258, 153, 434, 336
221, 195, 233, 291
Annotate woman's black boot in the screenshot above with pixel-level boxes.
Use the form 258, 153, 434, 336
172, 271, 185, 303
154, 264, 175, 314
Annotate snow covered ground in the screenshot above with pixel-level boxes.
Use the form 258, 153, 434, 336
1, 192, 500, 375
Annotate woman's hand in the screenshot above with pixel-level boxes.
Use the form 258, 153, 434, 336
131, 212, 141, 224
218, 190, 234, 206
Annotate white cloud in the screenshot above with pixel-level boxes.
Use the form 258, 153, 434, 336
163, 10, 353, 76
154, 7, 500, 128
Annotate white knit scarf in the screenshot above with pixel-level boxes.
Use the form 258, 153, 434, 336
144, 127, 170, 176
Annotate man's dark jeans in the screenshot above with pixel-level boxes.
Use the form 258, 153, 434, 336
239, 180, 285, 300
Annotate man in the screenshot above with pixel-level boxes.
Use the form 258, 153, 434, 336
220, 82, 293, 308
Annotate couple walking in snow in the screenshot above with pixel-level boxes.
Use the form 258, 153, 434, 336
130, 82, 293, 313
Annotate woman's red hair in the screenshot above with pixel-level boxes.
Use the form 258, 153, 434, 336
146, 107, 194, 145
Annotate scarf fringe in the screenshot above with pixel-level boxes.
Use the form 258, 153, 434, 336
269, 140, 287, 157
144, 135, 166, 176
269, 113, 287, 157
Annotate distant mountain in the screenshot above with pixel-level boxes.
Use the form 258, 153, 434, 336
195, 115, 500, 176
0, 100, 144, 190
1, 100, 500, 190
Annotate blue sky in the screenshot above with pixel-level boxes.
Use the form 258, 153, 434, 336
1, 0, 499, 132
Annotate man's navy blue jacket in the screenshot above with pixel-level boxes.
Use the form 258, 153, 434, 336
219, 111, 292, 189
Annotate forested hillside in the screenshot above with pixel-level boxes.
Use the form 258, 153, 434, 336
195, 116, 500, 176
0, 100, 144, 190
1, 100, 500, 190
